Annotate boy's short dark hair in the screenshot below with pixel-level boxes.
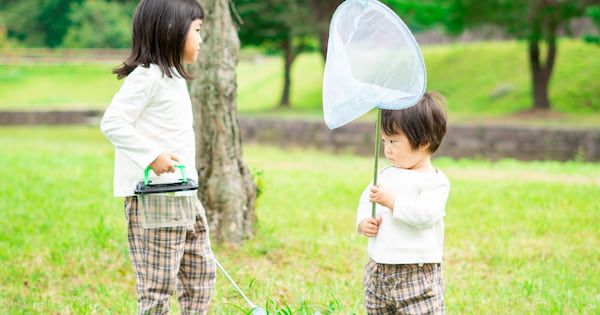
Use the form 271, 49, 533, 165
381, 92, 448, 153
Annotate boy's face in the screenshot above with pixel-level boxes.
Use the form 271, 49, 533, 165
381, 131, 431, 171
183, 19, 203, 64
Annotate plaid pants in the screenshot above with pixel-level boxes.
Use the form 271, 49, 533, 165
125, 196, 216, 315
363, 258, 445, 315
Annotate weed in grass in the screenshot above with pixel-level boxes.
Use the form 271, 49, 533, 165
219, 290, 344, 315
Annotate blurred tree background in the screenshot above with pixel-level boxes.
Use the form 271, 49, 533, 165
440, 0, 597, 111
585, 4, 600, 43
0, 0, 598, 110
233, 0, 317, 107
0, 0, 136, 47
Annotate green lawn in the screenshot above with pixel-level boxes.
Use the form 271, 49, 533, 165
1, 39, 599, 126
0, 64, 122, 110
1, 126, 598, 314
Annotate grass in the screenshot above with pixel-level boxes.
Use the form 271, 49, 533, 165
0, 64, 122, 110
1, 39, 599, 126
1, 126, 599, 314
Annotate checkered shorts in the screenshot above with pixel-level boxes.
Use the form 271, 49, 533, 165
363, 258, 445, 315
125, 196, 216, 315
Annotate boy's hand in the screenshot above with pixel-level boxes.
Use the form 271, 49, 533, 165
358, 217, 383, 237
369, 184, 395, 212
149, 152, 181, 175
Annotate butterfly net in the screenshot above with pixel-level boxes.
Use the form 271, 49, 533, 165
322, 0, 426, 129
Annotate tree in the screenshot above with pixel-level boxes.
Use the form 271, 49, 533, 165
62, 0, 133, 48
188, 0, 258, 245
307, 0, 341, 59
233, 0, 315, 108
231, 0, 441, 108
439, 0, 598, 111
584, 5, 600, 44
0, 0, 137, 47
0, 0, 83, 47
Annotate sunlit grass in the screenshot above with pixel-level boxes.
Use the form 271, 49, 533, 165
0, 126, 598, 314
0, 64, 122, 110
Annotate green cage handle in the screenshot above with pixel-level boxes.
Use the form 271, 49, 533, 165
144, 164, 188, 186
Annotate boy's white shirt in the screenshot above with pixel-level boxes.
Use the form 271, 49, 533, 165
100, 64, 198, 197
356, 165, 450, 264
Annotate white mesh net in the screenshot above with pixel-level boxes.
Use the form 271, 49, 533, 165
322, 0, 426, 129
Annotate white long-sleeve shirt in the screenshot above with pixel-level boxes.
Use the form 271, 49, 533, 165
356, 166, 450, 264
100, 64, 198, 197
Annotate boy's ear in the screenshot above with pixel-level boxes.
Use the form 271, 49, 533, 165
419, 142, 431, 152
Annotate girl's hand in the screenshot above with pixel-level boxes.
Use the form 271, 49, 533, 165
149, 152, 181, 175
369, 184, 395, 212
358, 217, 383, 237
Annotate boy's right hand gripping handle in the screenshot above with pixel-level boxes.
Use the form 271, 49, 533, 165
144, 164, 188, 185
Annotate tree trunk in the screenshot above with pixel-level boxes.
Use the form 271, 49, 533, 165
528, 39, 549, 110
278, 36, 294, 108
188, 0, 257, 245
309, 0, 340, 60
528, 7, 558, 111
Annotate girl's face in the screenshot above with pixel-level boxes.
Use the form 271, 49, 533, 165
381, 131, 432, 172
183, 19, 203, 64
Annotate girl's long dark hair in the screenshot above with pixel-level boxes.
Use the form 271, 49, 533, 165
113, 0, 204, 80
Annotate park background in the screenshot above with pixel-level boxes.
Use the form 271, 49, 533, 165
1, 0, 599, 314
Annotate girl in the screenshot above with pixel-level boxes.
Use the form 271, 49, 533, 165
100, 0, 215, 314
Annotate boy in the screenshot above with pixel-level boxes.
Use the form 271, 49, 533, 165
357, 92, 450, 314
